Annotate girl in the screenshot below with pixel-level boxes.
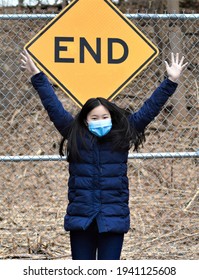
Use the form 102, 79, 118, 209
21, 51, 187, 260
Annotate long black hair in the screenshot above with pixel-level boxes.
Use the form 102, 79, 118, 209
59, 97, 145, 162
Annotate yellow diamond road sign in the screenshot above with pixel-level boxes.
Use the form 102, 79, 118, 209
25, 0, 159, 107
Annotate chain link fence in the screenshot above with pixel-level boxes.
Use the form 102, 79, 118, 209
0, 7, 198, 259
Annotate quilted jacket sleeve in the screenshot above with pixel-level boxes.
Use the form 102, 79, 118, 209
31, 72, 74, 136
129, 78, 178, 132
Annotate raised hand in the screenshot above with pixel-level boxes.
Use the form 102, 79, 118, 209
165, 53, 188, 83
20, 50, 40, 76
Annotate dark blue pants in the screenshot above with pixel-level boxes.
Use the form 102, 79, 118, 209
70, 219, 124, 260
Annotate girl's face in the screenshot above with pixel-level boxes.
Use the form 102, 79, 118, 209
86, 105, 111, 122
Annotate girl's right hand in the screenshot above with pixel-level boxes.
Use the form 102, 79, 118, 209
20, 49, 40, 76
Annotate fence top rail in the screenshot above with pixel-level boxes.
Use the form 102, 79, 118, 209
0, 152, 198, 162
0, 13, 198, 20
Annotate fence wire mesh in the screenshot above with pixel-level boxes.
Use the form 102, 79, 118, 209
0, 9, 198, 259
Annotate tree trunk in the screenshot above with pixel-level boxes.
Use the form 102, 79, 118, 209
62, 0, 68, 9
167, 0, 188, 124
18, 0, 24, 7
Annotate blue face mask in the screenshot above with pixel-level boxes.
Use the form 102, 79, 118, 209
88, 118, 112, 137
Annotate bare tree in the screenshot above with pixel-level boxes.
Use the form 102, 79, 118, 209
62, 0, 68, 8
18, 0, 24, 7
167, 0, 188, 124
132, 0, 166, 12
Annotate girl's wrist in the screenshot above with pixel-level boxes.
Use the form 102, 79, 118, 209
168, 76, 178, 83
31, 68, 40, 76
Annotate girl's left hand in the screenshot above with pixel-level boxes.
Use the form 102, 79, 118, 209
165, 52, 188, 83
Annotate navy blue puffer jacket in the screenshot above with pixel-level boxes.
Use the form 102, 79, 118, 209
31, 73, 177, 233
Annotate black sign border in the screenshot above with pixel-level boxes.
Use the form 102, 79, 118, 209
25, 0, 158, 107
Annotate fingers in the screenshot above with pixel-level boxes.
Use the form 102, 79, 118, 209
20, 49, 40, 75
20, 53, 27, 63
164, 60, 169, 69
176, 53, 179, 64
20, 49, 31, 62
171, 52, 175, 64
21, 49, 29, 58
20, 53, 27, 68
23, 49, 31, 60
179, 55, 188, 69
20, 50, 31, 70
179, 55, 185, 66
181, 61, 188, 70
20, 52, 26, 59
20, 65, 26, 71
171, 52, 179, 64
175, 53, 188, 69
170, 52, 187, 67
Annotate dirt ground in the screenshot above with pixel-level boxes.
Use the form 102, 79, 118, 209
0, 157, 198, 259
